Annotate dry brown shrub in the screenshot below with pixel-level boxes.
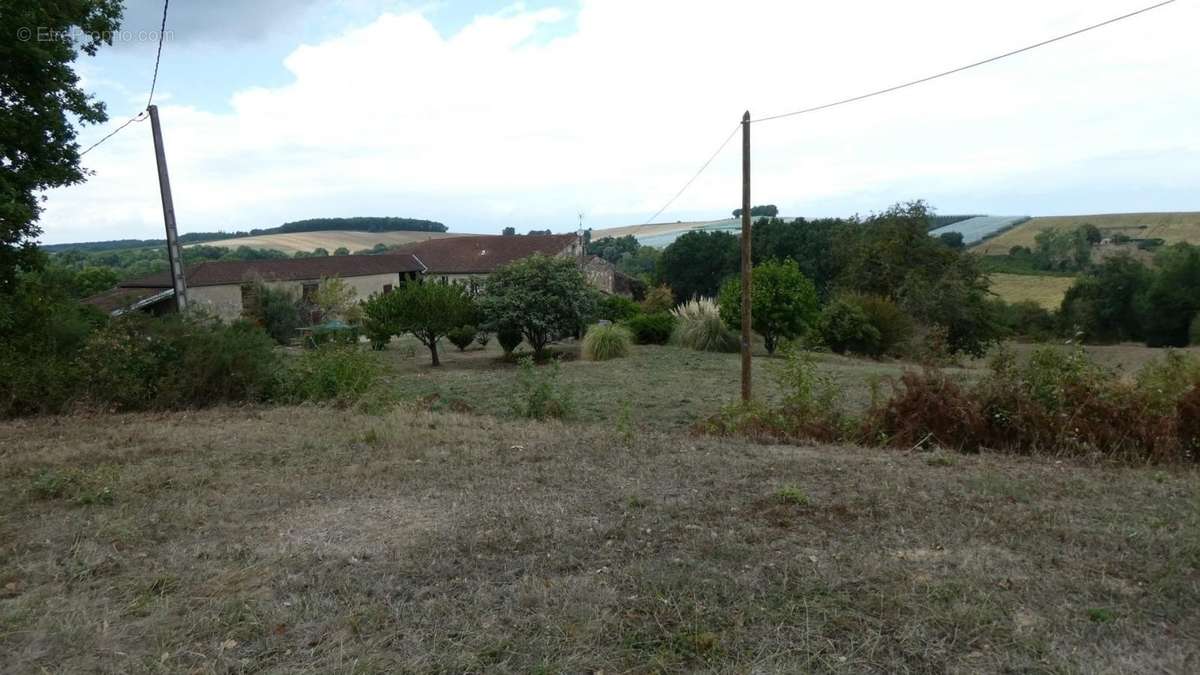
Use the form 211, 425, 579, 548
863, 369, 985, 451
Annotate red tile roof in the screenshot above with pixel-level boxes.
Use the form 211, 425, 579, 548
82, 286, 173, 313
117, 254, 426, 288
394, 234, 577, 275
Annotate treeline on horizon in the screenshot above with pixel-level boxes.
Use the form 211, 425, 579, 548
40, 217, 448, 253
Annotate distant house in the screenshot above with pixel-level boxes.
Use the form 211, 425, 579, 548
86, 254, 426, 319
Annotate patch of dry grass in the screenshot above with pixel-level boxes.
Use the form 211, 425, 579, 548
988, 273, 1075, 310
2, 406, 1198, 672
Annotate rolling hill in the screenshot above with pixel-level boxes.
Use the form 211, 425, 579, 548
189, 230, 466, 255
972, 212, 1200, 255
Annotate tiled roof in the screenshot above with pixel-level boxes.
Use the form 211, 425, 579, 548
393, 234, 577, 275
82, 286, 172, 313
117, 254, 426, 288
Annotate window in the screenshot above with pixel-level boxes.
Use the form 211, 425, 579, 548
383, 284, 393, 295
239, 283, 258, 315
301, 282, 319, 303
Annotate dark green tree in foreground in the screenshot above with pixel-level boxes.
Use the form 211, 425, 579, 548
479, 254, 594, 358
1, 0, 123, 293
718, 259, 819, 354
361, 283, 476, 365
658, 230, 739, 301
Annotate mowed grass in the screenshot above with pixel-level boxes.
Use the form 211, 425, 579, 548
189, 230, 465, 255
988, 272, 1075, 310
3, 405, 1199, 672
974, 212, 1200, 255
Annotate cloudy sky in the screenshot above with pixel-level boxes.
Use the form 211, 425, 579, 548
39, 0, 1200, 243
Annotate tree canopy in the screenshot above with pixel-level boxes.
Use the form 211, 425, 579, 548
658, 230, 739, 301
717, 259, 819, 354
1, 0, 123, 292
479, 254, 594, 357
362, 282, 476, 366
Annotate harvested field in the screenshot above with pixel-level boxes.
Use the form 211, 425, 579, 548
988, 272, 1075, 310
190, 230, 465, 255
2, 406, 1197, 672
974, 212, 1200, 255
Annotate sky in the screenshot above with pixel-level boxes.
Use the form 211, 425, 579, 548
37, 0, 1200, 244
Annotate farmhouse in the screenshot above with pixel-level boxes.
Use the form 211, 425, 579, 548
85, 233, 637, 318
85, 254, 426, 320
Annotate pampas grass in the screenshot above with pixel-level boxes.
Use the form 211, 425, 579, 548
582, 323, 632, 361
671, 297, 739, 353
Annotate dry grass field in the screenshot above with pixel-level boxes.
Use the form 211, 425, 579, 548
987, 273, 1075, 310
974, 212, 1200, 255
4, 342, 1199, 672
3, 402, 1198, 673
190, 230, 465, 255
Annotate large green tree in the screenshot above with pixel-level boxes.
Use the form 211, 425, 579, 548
1060, 255, 1151, 342
658, 230, 739, 301
1138, 244, 1200, 347
1, 0, 123, 292
479, 254, 594, 358
717, 259, 819, 354
750, 216, 844, 296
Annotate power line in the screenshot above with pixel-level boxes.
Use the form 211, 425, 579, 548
754, 0, 1175, 124
642, 0, 1176, 223
79, 0, 171, 158
642, 122, 741, 225
146, 0, 170, 109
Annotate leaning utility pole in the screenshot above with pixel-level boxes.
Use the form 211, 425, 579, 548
148, 104, 188, 312
740, 111, 752, 402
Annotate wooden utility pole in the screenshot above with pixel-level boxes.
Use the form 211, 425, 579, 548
148, 104, 188, 312
740, 111, 752, 402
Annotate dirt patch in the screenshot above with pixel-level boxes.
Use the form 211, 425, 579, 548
273, 496, 452, 557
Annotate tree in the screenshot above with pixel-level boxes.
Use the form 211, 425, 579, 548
502, 227, 516, 236
363, 282, 476, 365
1138, 244, 1200, 347
333, 247, 350, 256
1, 0, 123, 292
527, 229, 552, 236
938, 231, 965, 250
587, 235, 639, 264
1060, 255, 1151, 342
658, 230, 739, 301
717, 259, 819, 354
750, 217, 843, 296
312, 276, 359, 323
479, 254, 594, 358
732, 205, 779, 218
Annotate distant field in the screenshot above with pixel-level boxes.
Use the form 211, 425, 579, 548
989, 272, 1075, 310
190, 230, 465, 254
974, 212, 1200, 255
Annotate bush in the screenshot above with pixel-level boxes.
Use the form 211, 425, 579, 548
497, 324, 523, 355
479, 254, 595, 358
993, 299, 1059, 342
595, 294, 642, 323
624, 312, 676, 345
717, 259, 820, 354
641, 285, 675, 314
582, 323, 632, 361
305, 322, 359, 348
76, 314, 281, 411
863, 368, 985, 451
476, 330, 491, 348
844, 293, 914, 357
249, 282, 302, 345
282, 344, 380, 405
447, 325, 477, 351
817, 299, 881, 356
671, 298, 739, 352
512, 357, 574, 419
1191, 313, 1200, 346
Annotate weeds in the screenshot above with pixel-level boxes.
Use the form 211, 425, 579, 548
512, 357, 574, 420
283, 344, 382, 406
775, 485, 810, 506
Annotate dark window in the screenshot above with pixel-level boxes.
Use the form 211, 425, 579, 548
302, 282, 319, 303
383, 284, 393, 294
240, 283, 258, 315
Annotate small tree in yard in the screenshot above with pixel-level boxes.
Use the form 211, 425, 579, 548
313, 276, 360, 323
479, 254, 595, 359
718, 259, 819, 354
361, 283, 476, 365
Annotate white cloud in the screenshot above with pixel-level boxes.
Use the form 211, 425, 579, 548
42, 0, 1200, 243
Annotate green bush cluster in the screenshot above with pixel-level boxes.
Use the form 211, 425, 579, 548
447, 325, 477, 351
623, 312, 676, 345
281, 344, 381, 406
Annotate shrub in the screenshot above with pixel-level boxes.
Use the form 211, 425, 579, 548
249, 282, 302, 345
863, 368, 985, 452
582, 323, 632, 361
624, 312, 676, 345
476, 330, 491, 347
671, 298, 739, 352
844, 293, 914, 356
641, 285, 675, 314
497, 324, 523, 355
1191, 313, 1200, 346
447, 325, 477, 351
283, 344, 380, 405
361, 282, 477, 366
76, 314, 281, 411
596, 294, 642, 323
717, 259, 820, 354
512, 357, 574, 419
817, 299, 881, 356
305, 322, 359, 348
